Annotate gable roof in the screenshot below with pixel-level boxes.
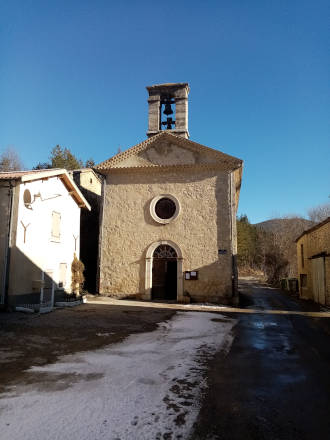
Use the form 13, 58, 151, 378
69, 168, 103, 183
295, 217, 330, 243
95, 131, 243, 172
0, 169, 91, 210
0, 170, 46, 180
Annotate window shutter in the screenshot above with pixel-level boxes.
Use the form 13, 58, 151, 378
51, 211, 61, 241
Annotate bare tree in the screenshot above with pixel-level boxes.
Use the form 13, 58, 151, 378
0, 147, 24, 171
256, 216, 313, 279
307, 203, 330, 223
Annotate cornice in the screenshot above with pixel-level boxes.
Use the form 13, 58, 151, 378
95, 132, 243, 171
99, 162, 240, 175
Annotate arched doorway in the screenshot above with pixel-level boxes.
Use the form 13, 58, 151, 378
144, 240, 183, 302
152, 245, 177, 300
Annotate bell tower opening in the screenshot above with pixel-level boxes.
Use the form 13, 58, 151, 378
160, 95, 176, 130
146, 83, 190, 139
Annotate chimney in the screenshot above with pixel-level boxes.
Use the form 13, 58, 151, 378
146, 83, 190, 139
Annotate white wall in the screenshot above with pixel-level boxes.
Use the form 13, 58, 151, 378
8, 176, 81, 296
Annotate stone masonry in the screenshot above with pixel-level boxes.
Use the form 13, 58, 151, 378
296, 218, 330, 305
96, 83, 243, 304
147, 83, 190, 139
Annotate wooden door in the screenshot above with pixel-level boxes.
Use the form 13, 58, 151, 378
152, 259, 177, 300
165, 260, 177, 300
312, 257, 325, 305
152, 259, 166, 299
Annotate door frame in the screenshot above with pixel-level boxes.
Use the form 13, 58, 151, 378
145, 240, 183, 302
312, 256, 326, 305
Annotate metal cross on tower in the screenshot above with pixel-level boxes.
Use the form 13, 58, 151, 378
161, 116, 175, 130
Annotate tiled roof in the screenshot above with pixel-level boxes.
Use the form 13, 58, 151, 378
0, 169, 57, 180
95, 131, 243, 171
295, 217, 330, 242
0, 169, 91, 210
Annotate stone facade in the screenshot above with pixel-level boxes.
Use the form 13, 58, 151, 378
97, 140, 242, 304
96, 83, 243, 304
296, 218, 330, 305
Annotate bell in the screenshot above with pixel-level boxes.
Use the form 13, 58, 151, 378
163, 102, 173, 116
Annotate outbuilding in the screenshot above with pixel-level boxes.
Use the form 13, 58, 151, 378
296, 217, 330, 305
0, 169, 90, 310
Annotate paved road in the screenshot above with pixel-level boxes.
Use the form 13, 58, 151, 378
191, 278, 330, 440
1, 280, 330, 439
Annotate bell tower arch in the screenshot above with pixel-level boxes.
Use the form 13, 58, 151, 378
146, 83, 190, 139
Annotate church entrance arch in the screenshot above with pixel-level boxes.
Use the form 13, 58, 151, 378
145, 240, 183, 302
152, 245, 177, 300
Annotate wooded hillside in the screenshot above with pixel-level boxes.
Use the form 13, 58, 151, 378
237, 216, 314, 284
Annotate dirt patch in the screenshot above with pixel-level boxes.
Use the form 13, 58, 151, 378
0, 303, 175, 392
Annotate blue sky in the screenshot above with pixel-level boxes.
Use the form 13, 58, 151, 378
1, 0, 329, 223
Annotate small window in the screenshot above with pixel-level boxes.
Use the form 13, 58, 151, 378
300, 274, 307, 288
51, 211, 61, 242
90, 178, 93, 184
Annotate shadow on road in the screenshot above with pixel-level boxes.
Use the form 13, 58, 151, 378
190, 277, 330, 440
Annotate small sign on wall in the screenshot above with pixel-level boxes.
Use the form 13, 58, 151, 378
185, 271, 198, 280
218, 249, 227, 255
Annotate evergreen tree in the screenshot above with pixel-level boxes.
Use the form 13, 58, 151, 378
33, 146, 95, 170
85, 158, 95, 168
33, 162, 51, 170
237, 215, 259, 267
50, 145, 83, 170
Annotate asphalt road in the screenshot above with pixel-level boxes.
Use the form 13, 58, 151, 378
191, 279, 330, 440
1, 280, 330, 439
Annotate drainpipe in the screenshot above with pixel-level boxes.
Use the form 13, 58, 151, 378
96, 175, 106, 294
3, 181, 14, 308
229, 172, 234, 297
229, 172, 238, 299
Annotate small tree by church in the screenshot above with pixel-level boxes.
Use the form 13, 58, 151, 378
71, 253, 85, 295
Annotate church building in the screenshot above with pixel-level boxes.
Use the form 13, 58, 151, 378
96, 83, 243, 304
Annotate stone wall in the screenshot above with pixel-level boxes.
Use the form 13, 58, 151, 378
297, 220, 330, 304
75, 170, 102, 196
146, 83, 190, 138
99, 166, 236, 303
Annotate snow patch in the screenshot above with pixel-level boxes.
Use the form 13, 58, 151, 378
0, 311, 236, 440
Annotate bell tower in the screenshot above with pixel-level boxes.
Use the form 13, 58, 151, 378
146, 83, 190, 139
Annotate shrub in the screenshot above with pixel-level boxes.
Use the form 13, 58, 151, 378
71, 253, 85, 295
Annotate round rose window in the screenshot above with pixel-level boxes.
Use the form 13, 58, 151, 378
155, 197, 176, 219
150, 194, 180, 224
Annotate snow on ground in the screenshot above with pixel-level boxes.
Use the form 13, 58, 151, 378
0, 311, 236, 440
